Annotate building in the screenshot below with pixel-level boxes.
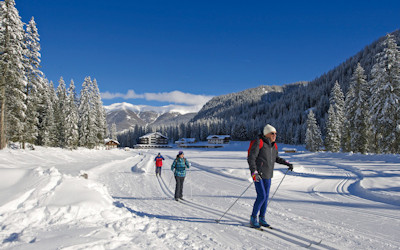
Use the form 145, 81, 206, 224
138, 132, 168, 145
206, 135, 231, 144
283, 147, 297, 153
104, 139, 120, 149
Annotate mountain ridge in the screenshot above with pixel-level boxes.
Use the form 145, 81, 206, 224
104, 102, 196, 132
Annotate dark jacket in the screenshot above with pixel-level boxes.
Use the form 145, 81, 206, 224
247, 134, 289, 179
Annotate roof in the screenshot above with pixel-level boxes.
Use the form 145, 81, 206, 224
104, 139, 120, 145
139, 132, 168, 139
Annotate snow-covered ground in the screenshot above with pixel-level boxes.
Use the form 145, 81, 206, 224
1, 142, 399, 249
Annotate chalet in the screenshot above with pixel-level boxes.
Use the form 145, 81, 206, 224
283, 147, 297, 153
104, 139, 120, 149
206, 135, 231, 144
138, 132, 168, 145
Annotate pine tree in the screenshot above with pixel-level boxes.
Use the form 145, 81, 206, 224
325, 81, 345, 152
47, 81, 58, 147
55, 77, 67, 147
79, 77, 96, 148
92, 79, 107, 146
325, 105, 341, 152
110, 123, 117, 140
37, 80, 55, 146
232, 120, 247, 140
369, 34, 400, 154
305, 110, 323, 152
22, 17, 44, 148
0, 0, 27, 149
65, 80, 79, 149
344, 63, 370, 153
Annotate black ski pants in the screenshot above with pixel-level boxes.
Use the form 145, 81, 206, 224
174, 176, 185, 199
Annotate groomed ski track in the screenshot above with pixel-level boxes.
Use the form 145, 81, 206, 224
97, 148, 400, 249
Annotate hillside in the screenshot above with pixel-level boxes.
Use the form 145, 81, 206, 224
190, 30, 400, 144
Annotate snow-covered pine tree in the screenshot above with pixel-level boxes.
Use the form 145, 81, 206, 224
65, 80, 79, 149
55, 77, 67, 147
344, 63, 370, 153
48, 81, 59, 147
325, 81, 345, 152
79, 77, 96, 148
0, 0, 27, 149
325, 105, 341, 152
369, 34, 400, 154
305, 110, 323, 152
199, 121, 209, 141
110, 123, 117, 140
232, 120, 247, 140
37, 80, 55, 146
22, 17, 44, 148
79, 77, 90, 147
92, 79, 107, 147
178, 123, 185, 140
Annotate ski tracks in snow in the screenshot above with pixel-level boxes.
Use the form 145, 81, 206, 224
106, 151, 331, 249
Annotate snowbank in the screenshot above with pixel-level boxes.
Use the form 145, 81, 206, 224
0, 147, 159, 249
0, 166, 140, 248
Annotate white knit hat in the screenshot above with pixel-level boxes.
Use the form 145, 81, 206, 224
263, 124, 276, 135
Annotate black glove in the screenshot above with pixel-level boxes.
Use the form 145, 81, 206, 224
287, 163, 293, 171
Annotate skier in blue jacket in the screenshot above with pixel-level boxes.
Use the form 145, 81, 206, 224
171, 151, 190, 201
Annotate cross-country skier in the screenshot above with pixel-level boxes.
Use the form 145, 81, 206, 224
154, 153, 165, 176
171, 151, 190, 201
247, 124, 293, 228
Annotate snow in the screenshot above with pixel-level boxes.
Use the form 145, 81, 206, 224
1, 143, 400, 249
104, 102, 200, 115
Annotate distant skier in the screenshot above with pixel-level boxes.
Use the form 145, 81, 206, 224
154, 153, 165, 177
247, 124, 293, 228
171, 151, 190, 201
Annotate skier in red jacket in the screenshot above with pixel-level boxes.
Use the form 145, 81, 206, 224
154, 153, 165, 176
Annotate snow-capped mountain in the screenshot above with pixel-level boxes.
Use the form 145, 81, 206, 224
104, 102, 196, 132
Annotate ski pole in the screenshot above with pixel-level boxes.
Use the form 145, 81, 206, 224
168, 174, 173, 188
189, 167, 193, 199
215, 181, 254, 223
267, 168, 289, 206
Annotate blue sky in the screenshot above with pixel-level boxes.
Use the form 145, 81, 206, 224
17, 0, 400, 109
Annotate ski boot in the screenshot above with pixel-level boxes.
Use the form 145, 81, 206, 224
250, 216, 260, 228
259, 217, 271, 228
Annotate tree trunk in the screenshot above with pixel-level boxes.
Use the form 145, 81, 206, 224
0, 79, 6, 149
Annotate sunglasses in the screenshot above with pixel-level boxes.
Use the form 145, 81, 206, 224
270, 132, 277, 135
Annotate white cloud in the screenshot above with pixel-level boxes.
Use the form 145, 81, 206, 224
144, 91, 213, 105
101, 89, 213, 106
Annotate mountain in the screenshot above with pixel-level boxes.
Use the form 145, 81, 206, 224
115, 30, 400, 145
106, 109, 144, 131
104, 102, 196, 132
191, 83, 306, 121
189, 30, 400, 144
